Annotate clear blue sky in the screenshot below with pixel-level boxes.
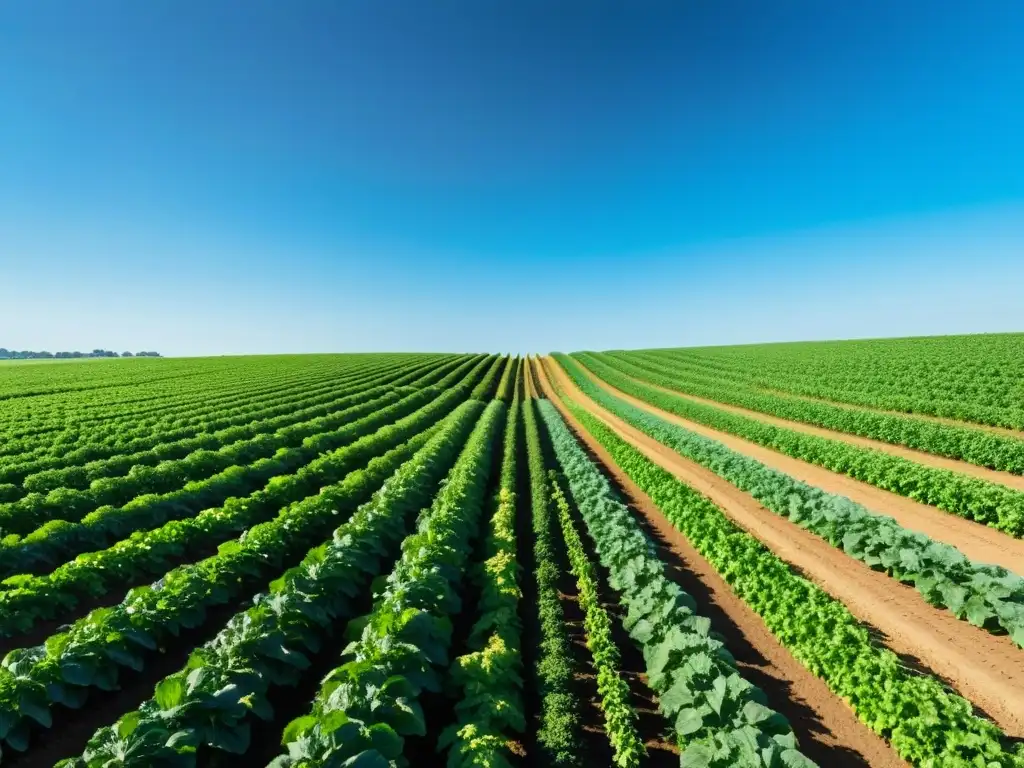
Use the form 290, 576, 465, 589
1, 2, 1022, 355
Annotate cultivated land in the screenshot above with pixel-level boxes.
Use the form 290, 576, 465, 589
0, 338, 1021, 768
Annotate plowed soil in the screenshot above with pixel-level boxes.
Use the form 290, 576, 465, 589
577, 364, 1024, 573
619, 369, 1024, 491
529, 359, 906, 767
537, 356, 1024, 738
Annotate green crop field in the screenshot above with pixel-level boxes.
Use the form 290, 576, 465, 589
0, 340, 1021, 768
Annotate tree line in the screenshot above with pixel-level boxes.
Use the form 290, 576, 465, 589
0, 349, 161, 360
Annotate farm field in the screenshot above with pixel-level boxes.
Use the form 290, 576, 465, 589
0, 340, 1021, 768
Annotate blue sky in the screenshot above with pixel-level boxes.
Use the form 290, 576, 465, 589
1, 2, 1022, 355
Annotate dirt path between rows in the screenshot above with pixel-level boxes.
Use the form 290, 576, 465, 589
528, 359, 905, 767
606, 365, 1024, 492
573, 363, 1024, 572
537, 356, 1024, 738
760, 386, 1024, 440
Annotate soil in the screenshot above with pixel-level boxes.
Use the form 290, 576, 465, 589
761, 387, 1024, 440
624, 372, 1024, 492
530, 357, 906, 766
576, 364, 1024, 573
536, 356, 1024, 739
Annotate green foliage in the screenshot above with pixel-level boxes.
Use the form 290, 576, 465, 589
59, 400, 490, 767
0, 393, 487, 756
549, 390, 1024, 768
556, 355, 1024, 645
538, 400, 814, 768
599, 350, 1024, 474
548, 473, 645, 768
618, 335, 1024, 430
272, 401, 505, 767
523, 398, 583, 766
563, 352, 1024, 538
441, 397, 525, 767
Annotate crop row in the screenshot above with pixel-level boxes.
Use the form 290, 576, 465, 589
0, 355, 458, 481
538, 398, 816, 768
56, 399, 495, 767
440, 372, 525, 766
599, 351, 1024, 475
548, 472, 645, 767
0, 365, 491, 639
523, 395, 582, 765
547, 384, 1023, 767
0, 354, 421, 454
0, 354, 396, 440
564, 353, 1024, 537
271, 400, 506, 765
643, 334, 1024, 429
1, 387, 409, 533
0, 356, 493, 579
0, 394, 486, 759
556, 355, 1024, 644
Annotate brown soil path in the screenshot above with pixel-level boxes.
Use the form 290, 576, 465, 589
528, 359, 906, 767
573, 363, 1024, 572
607, 365, 1024, 492
537, 356, 1024, 738
760, 386, 1024, 440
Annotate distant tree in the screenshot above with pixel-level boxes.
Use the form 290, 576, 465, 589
121, 351, 134, 357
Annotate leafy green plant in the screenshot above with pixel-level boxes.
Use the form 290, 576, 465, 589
55, 399, 491, 768
272, 401, 506, 767
440, 395, 525, 767
562, 353, 1024, 537
0, 399, 487, 756
548, 473, 645, 768
539, 400, 814, 768
596, 350, 1024, 474
554, 354, 1024, 643
523, 397, 583, 766
548, 386, 1024, 768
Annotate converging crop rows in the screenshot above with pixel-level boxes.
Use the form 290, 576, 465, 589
0, 339, 1021, 767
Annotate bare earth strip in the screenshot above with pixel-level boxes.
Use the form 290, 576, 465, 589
529, 359, 906, 768
613, 368, 1024, 492
578, 364, 1024, 572
539, 356, 1024, 738
760, 386, 1024, 440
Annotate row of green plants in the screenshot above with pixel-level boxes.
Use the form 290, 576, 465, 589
15, 354, 454, 494
0, 371, 487, 638
0, 361, 367, 471
557, 356, 1024, 645
547, 473, 645, 768
0, 388, 437, 579
439, 387, 525, 767
0, 355, 470, 488
271, 401, 505, 766
0, 354, 411, 465
0, 388, 409, 534
471, 355, 512, 400
54, 399, 494, 767
563, 353, 1024, 538
599, 350, 1024, 475
523, 397, 582, 765
0, 357, 493, 579
548, 386, 1024, 767
643, 334, 1024, 429
0, 399, 487, 758
0, 361, 335, 451
539, 399, 817, 768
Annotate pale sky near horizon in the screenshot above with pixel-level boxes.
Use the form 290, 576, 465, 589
2, 2, 1022, 356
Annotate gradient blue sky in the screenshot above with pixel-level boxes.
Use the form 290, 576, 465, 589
2, 2, 1022, 355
